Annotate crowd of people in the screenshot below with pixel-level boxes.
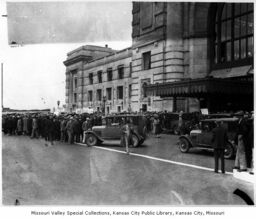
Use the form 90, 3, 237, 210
2, 110, 254, 174
2, 112, 102, 145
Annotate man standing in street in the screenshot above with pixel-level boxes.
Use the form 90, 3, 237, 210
31, 116, 39, 139
122, 118, 133, 155
66, 116, 75, 144
211, 120, 228, 174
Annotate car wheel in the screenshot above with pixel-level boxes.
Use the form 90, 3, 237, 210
179, 138, 190, 153
131, 134, 139, 147
224, 142, 234, 159
86, 134, 97, 146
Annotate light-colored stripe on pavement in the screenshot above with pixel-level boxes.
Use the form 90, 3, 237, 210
75, 143, 233, 175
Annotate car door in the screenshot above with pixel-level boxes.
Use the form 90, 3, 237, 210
197, 121, 213, 148
102, 123, 122, 139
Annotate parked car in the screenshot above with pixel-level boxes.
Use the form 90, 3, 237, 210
84, 114, 147, 147
160, 112, 197, 135
178, 118, 239, 159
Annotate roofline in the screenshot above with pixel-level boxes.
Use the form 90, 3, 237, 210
86, 46, 132, 64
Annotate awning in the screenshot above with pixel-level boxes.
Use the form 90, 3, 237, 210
145, 77, 253, 97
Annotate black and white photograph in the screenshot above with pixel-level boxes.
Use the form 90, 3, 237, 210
0, 0, 254, 213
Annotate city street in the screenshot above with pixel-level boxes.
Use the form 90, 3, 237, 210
2, 134, 254, 205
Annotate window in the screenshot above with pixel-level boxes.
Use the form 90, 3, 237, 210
107, 68, 113, 81
117, 86, 123, 99
129, 84, 132, 98
129, 62, 132, 77
97, 71, 102, 83
213, 3, 253, 67
142, 51, 151, 70
89, 73, 93, 84
118, 65, 124, 79
74, 78, 78, 89
88, 91, 93, 102
106, 88, 112, 100
74, 93, 77, 103
96, 89, 102, 101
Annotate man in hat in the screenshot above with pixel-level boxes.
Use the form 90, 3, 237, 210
66, 116, 75, 144
31, 116, 39, 139
211, 120, 228, 174
82, 117, 90, 143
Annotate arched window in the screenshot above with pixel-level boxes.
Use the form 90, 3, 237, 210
213, 3, 253, 68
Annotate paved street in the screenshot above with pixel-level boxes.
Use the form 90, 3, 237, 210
2, 134, 254, 205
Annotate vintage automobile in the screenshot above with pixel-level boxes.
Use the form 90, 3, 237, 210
84, 114, 147, 147
178, 118, 239, 159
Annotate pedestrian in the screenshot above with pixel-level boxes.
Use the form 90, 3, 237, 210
82, 118, 90, 143
31, 116, 39, 139
178, 111, 184, 135
234, 112, 248, 172
122, 118, 133, 155
60, 118, 67, 142
153, 115, 161, 138
44, 116, 54, 146
66, 116, 75, 144
16, 116, 23, 135
22, 115, 28, 135
211, 120, 228, 174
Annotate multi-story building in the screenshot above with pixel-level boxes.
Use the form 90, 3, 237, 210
64, 45, 132, 113
64, 2, 253, 113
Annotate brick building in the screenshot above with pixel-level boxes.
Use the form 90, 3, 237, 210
64, 2, 253, 113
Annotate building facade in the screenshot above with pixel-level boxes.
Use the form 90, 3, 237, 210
64, 2, 253, 113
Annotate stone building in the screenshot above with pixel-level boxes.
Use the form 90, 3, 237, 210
64, 45, 132, 113
64, 2, 253, 113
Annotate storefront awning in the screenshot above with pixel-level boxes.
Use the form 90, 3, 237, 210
145, 77, 253, 97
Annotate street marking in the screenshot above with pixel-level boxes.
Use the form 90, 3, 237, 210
171, 191, 185, 205
75, 143, 233, 175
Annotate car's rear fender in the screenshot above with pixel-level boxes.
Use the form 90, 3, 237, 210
178, 135, 194, 147
84, 131, 104, 142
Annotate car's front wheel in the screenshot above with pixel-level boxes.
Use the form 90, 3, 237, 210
224, 142, 234, 159
85, 134, 98, 146
179, 138, 190, 153
131, 134, 139, 147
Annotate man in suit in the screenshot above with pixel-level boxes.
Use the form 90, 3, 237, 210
212, 120, 228, 174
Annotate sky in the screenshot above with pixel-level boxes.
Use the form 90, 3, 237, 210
0, 0, 132, 110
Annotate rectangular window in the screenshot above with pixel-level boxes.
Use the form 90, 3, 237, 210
226, 42, 231, 61
106, 88, 112, 100
234, 40, 240, 60
89, 73, 93, 84
97, 89, 102, 101
240, 15, 247, 37
97, 71, 102, 83
248, 13, 253, 34
234, 18, 240, 39
107, 68, 113, 81
129, 62, 132, 77
248, 36, 253, 57
74, 93, 77, 103
129, 84, 132, 98
241, 38, 246, 59
74, 78, 78, 89
88, 91, 93, 102
117, 86, 123, 100
118, 65, 124, 79
142, 51, 151, 70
